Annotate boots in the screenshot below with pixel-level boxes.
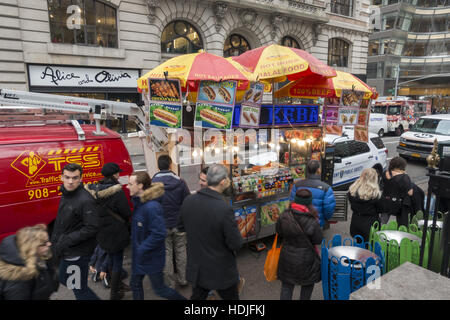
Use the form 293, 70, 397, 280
110, 272, 125, 300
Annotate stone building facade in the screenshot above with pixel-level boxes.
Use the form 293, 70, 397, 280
0, 0, 371, 99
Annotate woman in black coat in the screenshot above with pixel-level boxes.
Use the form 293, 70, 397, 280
380, 156, 413, 227
0, 224, 58, 300
276, 189, 323, 300
348, 168, 384, 242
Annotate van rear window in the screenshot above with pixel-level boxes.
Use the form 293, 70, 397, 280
370, 137, 385, 149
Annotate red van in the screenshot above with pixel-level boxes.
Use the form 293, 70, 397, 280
0, 123, 133, 241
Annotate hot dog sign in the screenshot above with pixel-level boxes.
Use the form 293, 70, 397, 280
195, 80, 237, 130
149, 78, 183, 128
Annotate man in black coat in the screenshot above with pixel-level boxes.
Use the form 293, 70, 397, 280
179, 164, 242, 300
85, 162, 132, 300
50, 163, 99, 300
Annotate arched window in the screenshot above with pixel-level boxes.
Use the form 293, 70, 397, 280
281, 36, 301, 49
328, 38, 350, 67
161, 21, 203, 54
48, 0, 118, 47
223, 34, 251, 57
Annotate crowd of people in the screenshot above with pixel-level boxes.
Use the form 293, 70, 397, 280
0, 154, 424, 300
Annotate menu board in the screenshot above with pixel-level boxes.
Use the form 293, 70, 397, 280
195, 80, 237, 130
239, 82, 264, 128
149, 78, 183, 128
340, 90, 364, 107
337, 107, 359, 126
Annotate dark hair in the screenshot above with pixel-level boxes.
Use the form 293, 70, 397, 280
62, 163, 82, 175
389, 156, 407, 172
306, 160, 320, 175
158, 155, 172, 171
131, 171, 152, 190
294, 188, 319, 219
201, 167, 209, 175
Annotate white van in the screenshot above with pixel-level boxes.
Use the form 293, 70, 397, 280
397, 114, 450, 160
369, 113, 388, 137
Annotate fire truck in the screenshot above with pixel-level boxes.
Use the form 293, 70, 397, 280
371, 98, 431, 136
0, 89, 166, 241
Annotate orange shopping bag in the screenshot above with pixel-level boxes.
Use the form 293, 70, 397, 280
264, 233, 281, 282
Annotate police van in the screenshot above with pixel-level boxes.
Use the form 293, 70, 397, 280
397, 114, 450, 160
324, 131, 388, 190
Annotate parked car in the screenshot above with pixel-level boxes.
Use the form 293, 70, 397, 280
324, 131, 388, 190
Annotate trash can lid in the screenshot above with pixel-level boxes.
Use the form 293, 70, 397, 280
328, 246, 380, 267
417, 220, 443, 229
375, 230, 421, 243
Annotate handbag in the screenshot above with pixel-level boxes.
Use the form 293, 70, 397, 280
264, 233, 282, 282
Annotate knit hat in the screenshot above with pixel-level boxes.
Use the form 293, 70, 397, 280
294, 188, 313, 206
101, 162, 123, 177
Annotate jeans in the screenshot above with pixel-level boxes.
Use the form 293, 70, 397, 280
130, 271, 186, 300
191, 282, 239, 300
59, 255, 100, 300
280, 282, 314, 300
108, 251, 124, 273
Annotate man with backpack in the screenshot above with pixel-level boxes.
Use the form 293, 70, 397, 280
289, 160, 336, 228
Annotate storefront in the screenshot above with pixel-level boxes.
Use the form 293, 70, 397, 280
27, 64, 141, 131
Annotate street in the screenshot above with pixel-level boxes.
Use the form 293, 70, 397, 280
51, 133, 430, 300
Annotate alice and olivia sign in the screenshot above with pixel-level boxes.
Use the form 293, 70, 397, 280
28, 65, 139, 88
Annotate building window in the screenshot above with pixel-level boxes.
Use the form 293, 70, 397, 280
369, 40, 380, 56
328, 38, 350, 67
48, 0, 117, 48
223, 34, 251, 57
281, 36, 301, 49
161, 21, 203, 54
330, 0, 353, 17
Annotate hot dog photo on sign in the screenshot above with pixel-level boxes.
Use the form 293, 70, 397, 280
198, 80, 237, 106
240, 104, 260, 128
194, 103, 233, 129
150, 103, 182, 128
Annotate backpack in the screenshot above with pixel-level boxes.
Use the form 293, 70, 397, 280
94, 195, 130, 254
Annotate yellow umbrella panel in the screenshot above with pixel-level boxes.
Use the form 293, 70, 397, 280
274, 71, 377, 99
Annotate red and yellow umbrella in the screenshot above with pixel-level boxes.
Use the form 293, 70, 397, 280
274, 71, 378, 99
137, 51, 256, 94
230, 44, 336, 84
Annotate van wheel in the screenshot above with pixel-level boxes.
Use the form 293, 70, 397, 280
378, 129, 384, 138
395, 126, 403, 136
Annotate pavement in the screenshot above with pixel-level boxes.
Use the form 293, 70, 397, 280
49, 133, 435, 300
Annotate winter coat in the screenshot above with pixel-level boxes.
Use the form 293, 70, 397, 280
0, 235, 59, 300
276, 203, 323, 286
348, 192, 383, 242
152, 170, 191, 229
85, 178, 132, 253
290, 174, 336, 227
131, 183, 166, 275
50, 183, 99, 259
178, 187, 242, 290
380, 170, 412, 217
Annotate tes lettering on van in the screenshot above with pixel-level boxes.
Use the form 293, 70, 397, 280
10, 145, 104, 201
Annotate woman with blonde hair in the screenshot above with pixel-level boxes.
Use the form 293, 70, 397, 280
348, 168, 383, 242
0, 224, 59, 300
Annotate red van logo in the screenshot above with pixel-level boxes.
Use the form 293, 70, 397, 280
11, 151, 47, 178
